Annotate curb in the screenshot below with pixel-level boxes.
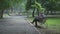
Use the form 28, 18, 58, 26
25, 18, 41, 34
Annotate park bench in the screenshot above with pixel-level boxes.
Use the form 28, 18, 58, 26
31, 13, 46, 27
35, 17, 46, 27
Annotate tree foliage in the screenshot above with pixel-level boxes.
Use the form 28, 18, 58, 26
0, 0, 10, 10
39, 0, 60, 11
25, 0, 44, 11
25, 0, 31, 10
0, 0, 22, 10
0, 0, 21, 18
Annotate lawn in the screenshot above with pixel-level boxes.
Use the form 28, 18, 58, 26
3, 14, 9, 17
27, 17, 60, 31
46, 18, 60, 31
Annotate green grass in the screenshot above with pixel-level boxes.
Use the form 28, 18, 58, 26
27, 17, 60, 31
3, 14, 9, 17
46, 18, 60, 30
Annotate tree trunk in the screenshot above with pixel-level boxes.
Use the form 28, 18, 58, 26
46, 11, 49, 15
44, 10, 47, 15
0, 10, 4, 18
37, 8, 39, 16
32, 7, 35, 17
26, 10, 29, 17
51, 11, 53, 15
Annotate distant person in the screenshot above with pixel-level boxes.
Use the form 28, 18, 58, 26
31, 13, 46, 27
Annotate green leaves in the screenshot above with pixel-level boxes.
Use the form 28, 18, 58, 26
25, 0, 31, 10
25, 0, 44, 12
0, 0, 10, 9
0, 0, 21, 10
35, 1, 42, 10
41, 0, 60, 11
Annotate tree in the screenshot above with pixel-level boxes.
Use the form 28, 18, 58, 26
39, 0, 60, 15
25, 0, 44, 17
0, 0, 11, 18
31, 1, 44, 17
0, 0, 21, 18
26, 0, 60, 17
25, 0, 32, 17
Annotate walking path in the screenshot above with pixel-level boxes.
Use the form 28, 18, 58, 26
0, 16, 41, 34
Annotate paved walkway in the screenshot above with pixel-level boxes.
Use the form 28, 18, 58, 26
0, 16, 41, 34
